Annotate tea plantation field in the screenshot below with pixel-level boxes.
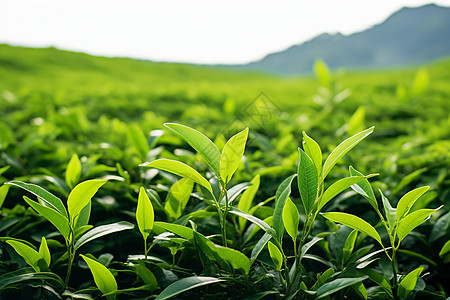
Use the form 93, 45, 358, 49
0, 44, 449, 299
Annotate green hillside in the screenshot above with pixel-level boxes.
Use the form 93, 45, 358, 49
1, 44, 449, 298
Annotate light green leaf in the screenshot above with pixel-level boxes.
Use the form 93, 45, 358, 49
128, 123, 149, 159
439, 240, 450, 256
39, 237, 51, 267
6, 180, 68, 218
23, 196, 70, 241
75, 221, 134, 250
6, 240, 45, 272
153, 221, 194, 242
228, 207, 273, 235
315, 276, 368, 299
164, 123, 221, 176
397, 207, 441, 243
314, 59, 331, 87
66, 153, 82, 189
81, 255, 117, 299
140, 159, 214, 199
298, 148, 318, 214
273, 174, 296, 242
318, 176, 367, 212
396, 186, 429, 220
220, 127, 248, 184
0, 184, 10, 209
321, 212, 382, 245
238, 175, 260, 231
302, 131, 322, 177
398, 267, 423, 300
322, 127, 374, 180
67, 179, 108, 225
349, 166, 377, 210
282, 198, 299, 242
155, 277, 224, 300
342, 230, 358, 265
214, 245, 250, 274
411, 69, 429, 96
136, 187, 154, 241
165, 178, 194, 220
380, 190, 396, 233
268, 241, 283, 271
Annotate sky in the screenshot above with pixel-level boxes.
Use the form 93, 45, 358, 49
1, 0, 449, 64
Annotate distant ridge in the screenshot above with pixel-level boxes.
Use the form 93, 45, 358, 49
232, 4, 450, 75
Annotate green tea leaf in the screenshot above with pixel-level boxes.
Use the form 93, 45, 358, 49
155, 277, 224, 300
214, 245, 250, 274
81, 255, 117, 300
315, 276, 368, 299
23, 196, 70, 241
165, 178, 194, 220
220, 127, 248, 184
322, 127, 374, 180
250, 232, 272, 265
300, 237, 323, 261
75, 221, 134, 250
398, 267, 423, 300
238, 175, 260, 231
6, 180, 68, 218
39, 237, 51, 267
282, 198, 299, 242
411, 69, 429, 96
228, 208, 273, 234
342, 230, 358, 265
128, 123, 149, 159
74, 200, 92, 232
397, 207, 441, 243
322, 212, 382, 245
349, 166, 377, 210
0, 268, 64, 291
140, 159, 214, 199
66, 153, 82, 189
153, 221, 194, 242
164, 123, 221, 176
273, 174, 296, 242
318, 176, 367, 212
6, 240, 45, 272
268, 241, 283, 271
380, 190, 396, 233
134, 263, 158, 291
359, 268, 393, 297
439, 240, 450, 256
0, 184, 10, 209
67, 179, 108, 225
302, 131, 322, 177
136, 187, 154, 241
298, 148, 318, 214
396, 186, 429, 220
314, 59, 331, 87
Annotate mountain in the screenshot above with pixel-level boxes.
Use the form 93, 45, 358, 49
234, 4, 450, 75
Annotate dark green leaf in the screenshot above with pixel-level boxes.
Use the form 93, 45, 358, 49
297, 148, 318, 214
75, 221, 134, 250
155, 276, 224, 300
273, 174, 296, 243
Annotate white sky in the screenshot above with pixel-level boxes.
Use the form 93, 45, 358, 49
1, 0, 449, 64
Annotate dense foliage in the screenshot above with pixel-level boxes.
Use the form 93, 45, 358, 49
0, 45, 449, 299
